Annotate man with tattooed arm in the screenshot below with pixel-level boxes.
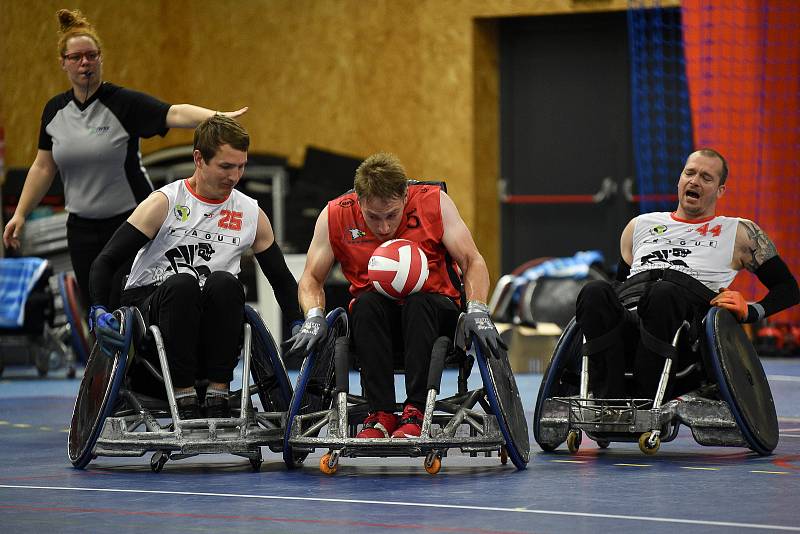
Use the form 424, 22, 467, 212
575, 148, 799, 398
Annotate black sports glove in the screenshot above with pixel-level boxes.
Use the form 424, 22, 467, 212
464, 301, 507, 359
284, 313, 328, 358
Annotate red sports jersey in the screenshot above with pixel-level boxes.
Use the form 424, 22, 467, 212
328, 184, 461, 300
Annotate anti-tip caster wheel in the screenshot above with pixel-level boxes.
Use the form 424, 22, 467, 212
596, 439, 610, 449
638, 431, 661, 455
424, 453, 442, 475
320, 452, 338, 475
150, 451, 168, 473
250, 454, 263, 472
567, 430, 582, 453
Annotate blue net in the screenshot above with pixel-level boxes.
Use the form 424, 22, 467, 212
627, 1, 693, 213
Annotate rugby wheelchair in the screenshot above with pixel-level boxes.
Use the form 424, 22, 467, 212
0, 257, 88, 378
489, 251, 607, 329
534, 269, 779, 456
68, 305, 292, 472
283, 308, 530, 474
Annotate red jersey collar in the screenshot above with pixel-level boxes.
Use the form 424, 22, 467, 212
670, 211, 716, 224
184, 179, 228, 204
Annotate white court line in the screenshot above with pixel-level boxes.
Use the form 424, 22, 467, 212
768, 375, 800, 382
1, 484, 799, 531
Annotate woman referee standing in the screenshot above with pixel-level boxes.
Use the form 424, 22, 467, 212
2, 9, 247, 307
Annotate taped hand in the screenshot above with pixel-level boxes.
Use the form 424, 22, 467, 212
89, 305, 125, 356
710, 288, 748, 322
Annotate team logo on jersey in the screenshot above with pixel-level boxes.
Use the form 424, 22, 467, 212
649, 224, 668, 236
639, 248, 695, 274
339, 198, 355, 208
174, 205, 191, 222
153, 244, 215, 286
348, 228, 366, 240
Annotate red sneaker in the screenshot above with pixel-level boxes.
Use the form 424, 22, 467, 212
391, 404, 424, 438
356, 411, 398, 438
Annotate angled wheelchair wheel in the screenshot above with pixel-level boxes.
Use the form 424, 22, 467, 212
245, 305, 293, 412
475, 342, 530, 470
58, 272, 90, 364
704, 307, 779, 455
283, 308, 348, 468
68, 307, 137, 468
520, 264, 608, 328
533, 317, 582, 451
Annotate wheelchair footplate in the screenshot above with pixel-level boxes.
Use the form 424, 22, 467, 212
288, 389, 511, 475
543, 396, 667, 436
539, 392, 748, 453
92, 392, 284, 470
290, 397, 505, 454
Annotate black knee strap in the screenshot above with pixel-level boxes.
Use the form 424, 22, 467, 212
621, 268, 716, 303
581, 309, 635, 357
639, 322, 678, 360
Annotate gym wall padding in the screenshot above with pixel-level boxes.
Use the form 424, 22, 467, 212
0, 0, 660, 282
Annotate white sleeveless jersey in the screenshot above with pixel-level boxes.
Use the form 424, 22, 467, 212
125, 179, 259, 290
629, 212, 739, 292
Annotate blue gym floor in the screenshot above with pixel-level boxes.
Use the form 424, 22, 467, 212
1, 360, 799, 533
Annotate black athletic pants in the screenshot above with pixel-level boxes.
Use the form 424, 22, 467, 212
67, 211, 133, 310
351, 291, 460, 412
576, 279, 711, 398
121, 272, 245, 389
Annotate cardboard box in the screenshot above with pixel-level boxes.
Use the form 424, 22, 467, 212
498, 322, 562, 374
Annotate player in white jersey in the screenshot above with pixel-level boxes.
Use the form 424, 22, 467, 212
576, 149, 798, 399
87, 116, 302, 419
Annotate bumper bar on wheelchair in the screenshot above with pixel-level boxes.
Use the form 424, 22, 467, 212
287, 391, 506, 458
538, 393, 748, 448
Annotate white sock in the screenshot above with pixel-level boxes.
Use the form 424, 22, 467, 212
206, 385, 229, 399
174, 389, 196, 402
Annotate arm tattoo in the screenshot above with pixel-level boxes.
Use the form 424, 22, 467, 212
741, 220, 778, 272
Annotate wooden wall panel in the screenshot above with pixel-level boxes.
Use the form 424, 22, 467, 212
1, 0, 634, 280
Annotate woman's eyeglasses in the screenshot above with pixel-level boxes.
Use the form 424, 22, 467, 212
63, 51, 101, 63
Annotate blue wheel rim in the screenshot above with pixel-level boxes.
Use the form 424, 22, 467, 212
245, 305, 293, 410
283, 308, 345, 468
68, 307, 132, 468
475, 341, 529, 470
533, 317, 580, 448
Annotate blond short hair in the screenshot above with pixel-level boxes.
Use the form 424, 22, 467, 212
353, 153, 408, 200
